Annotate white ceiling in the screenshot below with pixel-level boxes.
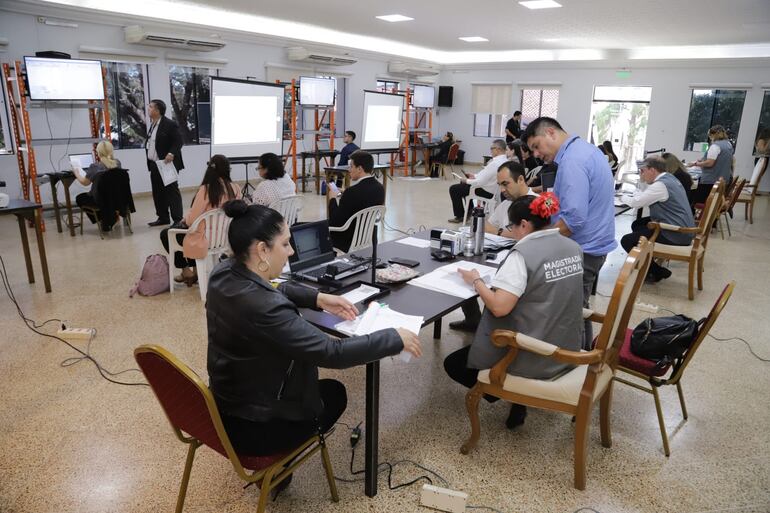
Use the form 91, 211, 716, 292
27, 0, 770, 63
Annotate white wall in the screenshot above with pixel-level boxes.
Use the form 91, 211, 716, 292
0, 9, 392, 203
435, 66, 770, 190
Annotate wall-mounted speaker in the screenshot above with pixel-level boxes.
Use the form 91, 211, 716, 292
438, 86, 453, 107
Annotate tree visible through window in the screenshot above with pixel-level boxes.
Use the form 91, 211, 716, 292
169, 65, 211, 145
376, 80, 399, 93
101, 62, 147, 149
683, 89, 746, 151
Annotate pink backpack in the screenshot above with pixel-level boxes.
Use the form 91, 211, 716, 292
129, 254, 170, 297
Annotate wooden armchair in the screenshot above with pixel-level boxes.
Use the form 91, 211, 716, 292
735, 157, 767, 224
614, 282, 735, 456
460, 237, 654, 490
718, 177, 746, 238
648, 180, 724, 300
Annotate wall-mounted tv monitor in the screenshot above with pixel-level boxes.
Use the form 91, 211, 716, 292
299, 76, 336, 106
411, 84, 435, 108
24, 56, 105, 101
210, 77, 285, 160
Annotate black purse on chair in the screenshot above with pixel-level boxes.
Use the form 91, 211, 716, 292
630, 315, 704, 373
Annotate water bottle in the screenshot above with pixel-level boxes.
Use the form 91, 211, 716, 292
472, 205, 485, 256
463, 235, 474, 257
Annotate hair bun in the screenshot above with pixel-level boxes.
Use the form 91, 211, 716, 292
223, 199, 249, 219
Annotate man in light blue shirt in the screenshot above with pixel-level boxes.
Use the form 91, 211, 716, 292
523, 117, 616, 348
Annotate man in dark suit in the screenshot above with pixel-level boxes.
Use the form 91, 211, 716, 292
327, 150, 384, 252
145, 99, 184, 226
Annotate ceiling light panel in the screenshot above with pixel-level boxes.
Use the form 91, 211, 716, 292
375, 14, 414, 22
519, 0, 562, 10
459, 36, 489, 42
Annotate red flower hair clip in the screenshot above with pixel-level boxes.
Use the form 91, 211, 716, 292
530, 192, 560, 218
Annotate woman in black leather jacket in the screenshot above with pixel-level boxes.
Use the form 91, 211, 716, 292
206, 200, 421, 460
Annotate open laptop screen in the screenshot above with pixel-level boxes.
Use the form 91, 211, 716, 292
289, 220, 335, 271
69, 153, 94, 170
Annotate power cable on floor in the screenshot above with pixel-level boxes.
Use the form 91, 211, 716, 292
0, 254, 148, 387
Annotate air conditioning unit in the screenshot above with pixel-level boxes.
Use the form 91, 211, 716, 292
124, 25, 226, 52
387, 61, 440, 77
287, 46, 357, 66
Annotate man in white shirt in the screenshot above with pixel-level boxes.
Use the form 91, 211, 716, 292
485, 160, 538, 238
449, 160, 538, 333
620, 156, 695, 282
448, 139, 507, 223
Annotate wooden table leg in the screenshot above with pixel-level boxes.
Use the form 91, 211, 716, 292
62, 180, 76, 237
33, 208, 52, 293
301, 155, 307, 193
16, 214, 35, 284
49, 180, 63, 234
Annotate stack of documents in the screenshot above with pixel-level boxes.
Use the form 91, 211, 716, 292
335, 303, 422, 362
408, 261, 497, 299
460, 227, 515, 250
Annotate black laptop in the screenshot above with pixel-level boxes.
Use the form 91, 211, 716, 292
288, 220, 369, 282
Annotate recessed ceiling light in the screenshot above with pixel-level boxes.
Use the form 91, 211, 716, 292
540, 38, 564, 42
519, 0, 562, 9
376, 14, 414, 22
459, 36, 489, 43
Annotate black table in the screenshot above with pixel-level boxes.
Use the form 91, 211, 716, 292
300, 150, 340, 194
614, 204, 632, 216
409, 142, 440, 175
299, 232, 493, 497
0, 199, 52, 292
43, 171, 77, 236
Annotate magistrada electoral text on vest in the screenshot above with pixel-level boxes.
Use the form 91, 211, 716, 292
543, 256, 583, 282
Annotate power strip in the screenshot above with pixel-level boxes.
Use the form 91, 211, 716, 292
635, 302, 660, 314
57, 326, 95, 340
420, 484, 468, 513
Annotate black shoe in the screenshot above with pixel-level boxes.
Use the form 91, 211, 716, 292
271, 473, 293, 501
148, 219, 170, 227
657, 267, 672, 280
645, 273, 662, 283
505, 404, 527, 429
448, 319, 479, 333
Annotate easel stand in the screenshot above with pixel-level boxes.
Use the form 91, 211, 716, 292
236, 161, 258, 198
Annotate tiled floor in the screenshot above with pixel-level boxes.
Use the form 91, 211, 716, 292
1, 168, 769, 513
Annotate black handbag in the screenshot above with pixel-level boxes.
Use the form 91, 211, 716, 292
630, 315, 704, 372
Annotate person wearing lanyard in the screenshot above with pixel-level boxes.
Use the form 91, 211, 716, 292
145, 99, 185, 226
522, 117, 616, 349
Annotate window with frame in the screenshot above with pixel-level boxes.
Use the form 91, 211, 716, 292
754, 90, 770, 156
520, 88, 560, 126
315, 77, 345, 138
683, 88, 746, 151
0, 88, 10, 154
168, 65, 211, 145
376, 80, 400, 94
471, 84, 512, 138
100, 61, 148, 149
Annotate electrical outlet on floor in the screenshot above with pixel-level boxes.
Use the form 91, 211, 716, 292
635, 302, 660, 314
419, 484, 468, 513
57, 322, 95, 341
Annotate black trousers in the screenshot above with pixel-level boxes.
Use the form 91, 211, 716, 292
75, 193, 98, 224
620, 216, 685, 278
582, 253, 606, 350
159, 227, 195, 269
449, 183, 493, 219
221, 379, 347, 457
148, 159, 183, 223
691, 182, 714, 207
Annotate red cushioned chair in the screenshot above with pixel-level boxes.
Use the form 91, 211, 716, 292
134, 345, 339, 513
613, 281, 735, 457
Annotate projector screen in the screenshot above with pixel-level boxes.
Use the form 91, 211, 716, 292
412, 84, 435, 108
211, 77, 284, 160
299, 76, 336, 106
360, 90, 404, 151
24, 57, 105, 101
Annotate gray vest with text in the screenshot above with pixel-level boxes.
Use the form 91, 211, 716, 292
467, 231, 584, 379
649, 173, 696, 246
702, 139, 733, 185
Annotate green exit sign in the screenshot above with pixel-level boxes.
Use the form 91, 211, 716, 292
616, 70, 632, 79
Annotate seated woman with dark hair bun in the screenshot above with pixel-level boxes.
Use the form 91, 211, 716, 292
251, 152, 296, 206
443, 193, 584, 430
205, 200, 422, 492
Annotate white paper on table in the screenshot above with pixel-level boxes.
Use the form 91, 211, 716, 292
334, 303, 422, 362
408, 261, 497, 299
487, 249, 510, 265
395, 237, 432, 249
459, 227, 515, 250
340, 284, 381, 305
157, 160, 179, 186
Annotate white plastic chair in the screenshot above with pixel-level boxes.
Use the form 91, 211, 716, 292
329, 205, 386, 253
168, 209, 232, 301
462, 186, 496, 227
269, 195, 303, 226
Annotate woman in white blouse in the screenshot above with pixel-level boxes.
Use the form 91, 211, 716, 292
251, 153, 296, 206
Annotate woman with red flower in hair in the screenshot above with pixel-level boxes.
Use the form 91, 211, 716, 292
444, 192, 585, 429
